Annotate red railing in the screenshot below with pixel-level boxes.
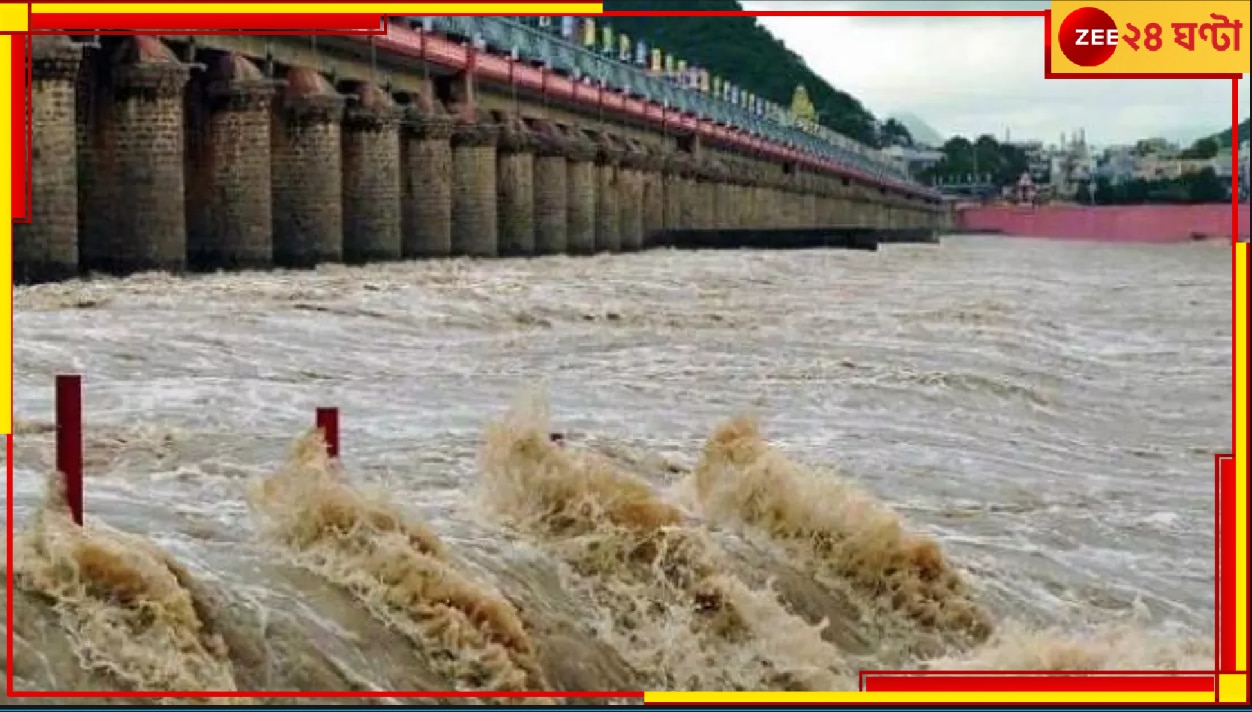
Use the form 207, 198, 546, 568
368, 23, 936, 200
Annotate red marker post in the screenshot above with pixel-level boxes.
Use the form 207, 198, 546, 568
316, 407, 340, 459
55, 374, 84, 526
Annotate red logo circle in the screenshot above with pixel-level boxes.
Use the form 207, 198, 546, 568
1058, 6, 1119, 67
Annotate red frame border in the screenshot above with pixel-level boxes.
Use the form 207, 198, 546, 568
5, 4, 1247, 702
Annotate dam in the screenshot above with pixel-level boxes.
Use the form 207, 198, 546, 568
15, 18, 947, 284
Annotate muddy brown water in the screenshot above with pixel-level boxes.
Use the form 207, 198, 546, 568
3, 236, 1227, 702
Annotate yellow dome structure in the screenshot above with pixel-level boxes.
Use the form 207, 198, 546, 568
790, 84, 817, 124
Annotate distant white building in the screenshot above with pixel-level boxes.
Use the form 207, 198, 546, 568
881, 144, 945, 179
1096, 145, 1137, 184
1049, 133, 1097, 200
1211, 148, 1233, 180
1135, 137, 1178, 157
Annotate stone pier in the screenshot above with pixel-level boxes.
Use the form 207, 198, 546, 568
15, 36, 80, 284
342, 82, 402, 264
618, 138, 646, 252
496, 112, 536, 256
400, 88, 453, 258
80, 37, 190, 275
272, 67, 344, 267
450, 110, 500, 257
530, 119, 569, 255
592, 131, 622, 254
640, 145, 665, 247
186, 53, 275, 271
564, 125, 598, 255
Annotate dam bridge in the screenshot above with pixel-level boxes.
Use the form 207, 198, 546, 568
17, 18, 949, 284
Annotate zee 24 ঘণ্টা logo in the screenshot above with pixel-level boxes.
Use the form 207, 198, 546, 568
1057, 5, 1242, 67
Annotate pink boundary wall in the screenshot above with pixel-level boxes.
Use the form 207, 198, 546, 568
955, 204, 1250, 243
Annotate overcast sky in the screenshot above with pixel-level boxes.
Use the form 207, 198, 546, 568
738, 0, 1250, 146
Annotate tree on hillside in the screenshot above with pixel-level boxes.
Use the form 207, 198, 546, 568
1214, 118, 1251, 147
919, 135, 1027, 186
879, 118, 914, 147
1093, 168, 1227, 205
1180, 136, 1219, 159
1192, 117, 1250, 149
1178, 167, 1228, 202
602, 0, 883, 145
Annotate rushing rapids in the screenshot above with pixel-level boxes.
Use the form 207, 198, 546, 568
4, 237, 1225, 701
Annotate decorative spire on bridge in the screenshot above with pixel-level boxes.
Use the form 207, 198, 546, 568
790, 84, 817, 124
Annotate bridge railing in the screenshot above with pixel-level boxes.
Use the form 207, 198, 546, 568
403, 15, 920, 190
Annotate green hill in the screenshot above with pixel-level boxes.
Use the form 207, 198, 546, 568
1211, 117, 1250, 147
1178, 117, 1249, 159
602, 0, 883, 146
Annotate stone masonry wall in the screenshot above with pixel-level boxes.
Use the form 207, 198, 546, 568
595, 162, 620, 253
83, 61, 190, 275
342, 91, 402, 263
401, 126, 453, 258
619, 167, 644, 251
189, 79, 275, 270
532, 154, 568, 255
14, 39, 80, 284
271, 93, 344, 266
451, 115, 500, 257
496, 118, 536, 256
642, 168, 663, 246
76, 48, 105, 277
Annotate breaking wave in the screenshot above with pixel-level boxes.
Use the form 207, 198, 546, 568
477, 394, 848, 691
10, 477, 243, 700
693, 417, 993, 644
249, 432, 546, 694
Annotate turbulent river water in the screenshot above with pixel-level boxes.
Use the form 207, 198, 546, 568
2, 236, 1230, 703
